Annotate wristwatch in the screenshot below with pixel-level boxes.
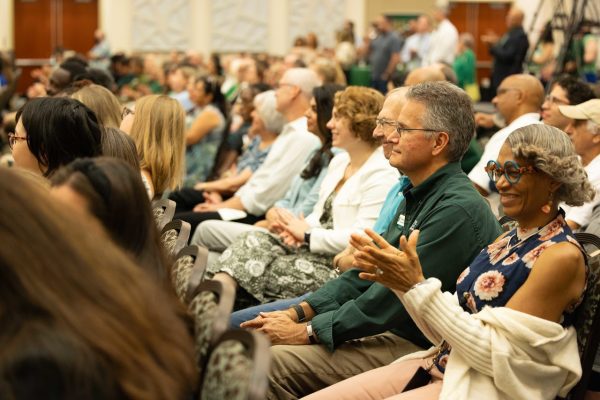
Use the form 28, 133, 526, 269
292, 304, 306, 322
306, 321, 318, 344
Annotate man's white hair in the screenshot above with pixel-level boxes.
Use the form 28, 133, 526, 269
282, 68, 322, 99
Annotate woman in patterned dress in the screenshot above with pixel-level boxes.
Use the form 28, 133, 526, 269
208, 86, 399, 309
306, 124, 595, 399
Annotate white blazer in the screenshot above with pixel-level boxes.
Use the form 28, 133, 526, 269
305, 147, 399, 254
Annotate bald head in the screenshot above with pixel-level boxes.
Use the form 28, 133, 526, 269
506, 7, 524, 29
493, 74, 544, 123
508, 74, 544, 109
404, 66, 445, 86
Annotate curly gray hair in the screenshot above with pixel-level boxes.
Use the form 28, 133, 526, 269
506, 124, 594, 206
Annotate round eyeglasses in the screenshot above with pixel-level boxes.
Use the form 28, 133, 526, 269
484, 160, 536, 185
8, 133, 27, 150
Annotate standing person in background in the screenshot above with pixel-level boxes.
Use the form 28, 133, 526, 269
424, 6, 458, 66
88, 29, 111, 70
529, 22, 555, 86
362, 15, 402, 94
453, 33, 477, 92
401, 15, 431, 72
482, 6, 529, 94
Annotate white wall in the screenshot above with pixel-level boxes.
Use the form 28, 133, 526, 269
0, 0, 13, 52
99, 0, 366, 56
3, 0, 555, 56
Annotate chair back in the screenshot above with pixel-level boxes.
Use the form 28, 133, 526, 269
189, 279, 235, 376
160, 220, 191, 259
171, 245, 209, 304
566, 233, 600, 399
152, 198, 176, 230
199, 329, 271, 400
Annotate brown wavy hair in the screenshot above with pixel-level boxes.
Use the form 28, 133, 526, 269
333, 86, 384, 145
0, 167, 196, 399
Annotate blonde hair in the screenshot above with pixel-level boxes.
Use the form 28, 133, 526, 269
334, 86, 384, 145
71, 84, 122, 128
130, 95, 185, 196
507, 124, 595, 206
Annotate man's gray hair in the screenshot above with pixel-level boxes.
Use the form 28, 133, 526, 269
254, 90, 286, 134
406, 81, 475, 162
588, 120, 600, 135
283, 68, 322, 99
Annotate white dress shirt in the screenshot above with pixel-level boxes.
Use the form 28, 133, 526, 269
468, 113, 541, 194
424, 19, 458, 66
401, 32, 431, 70
563, 153, 600, 228
236, 117, 320, 215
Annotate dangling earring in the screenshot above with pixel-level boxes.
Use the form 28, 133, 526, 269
541, 192, 554, 214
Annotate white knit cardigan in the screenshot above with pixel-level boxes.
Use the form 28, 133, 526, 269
394, 278, 582, 400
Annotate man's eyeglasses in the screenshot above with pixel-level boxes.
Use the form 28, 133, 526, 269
395, 126, 439, 136
8, 133, 27, 150
375, 118, 398, 129
121, 107, 134, 119
544, 95, 569, 106
484, 160, 536, 185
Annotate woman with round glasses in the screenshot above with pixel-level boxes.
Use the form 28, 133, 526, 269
306, 124, 593, 400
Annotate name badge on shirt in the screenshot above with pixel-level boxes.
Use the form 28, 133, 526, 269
397, 214, 405, 227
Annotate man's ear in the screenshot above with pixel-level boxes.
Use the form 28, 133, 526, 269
431, 131, 449, 157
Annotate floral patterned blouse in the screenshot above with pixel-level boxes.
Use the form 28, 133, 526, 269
433, 212, 587, 374
456, 211, 586, 325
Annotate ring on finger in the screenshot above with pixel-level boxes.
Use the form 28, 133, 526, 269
376, 267, 384, 277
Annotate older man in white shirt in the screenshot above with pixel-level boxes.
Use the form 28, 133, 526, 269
423, 6, 458, 66
176, 68, 322, 232
559, 99, 600, 230
468, 74, 544, 211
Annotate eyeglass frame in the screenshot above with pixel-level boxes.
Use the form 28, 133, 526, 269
484, 159, 537, 185
395, 126, 440, 137
543, 94, 569, 106
121, 107, 134, 120
8, 133, 27, 150
375, 117, 398, 129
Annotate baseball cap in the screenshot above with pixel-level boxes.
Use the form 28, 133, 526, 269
558, 99, 600, 125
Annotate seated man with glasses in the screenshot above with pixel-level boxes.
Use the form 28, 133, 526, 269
240, 81, 502, 399
468, 74, 544, 200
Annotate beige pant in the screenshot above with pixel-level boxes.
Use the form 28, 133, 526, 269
267, 332, 424, 400
303, 358, 443, 400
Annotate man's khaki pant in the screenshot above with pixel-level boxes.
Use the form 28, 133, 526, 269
267, 332, 424, 399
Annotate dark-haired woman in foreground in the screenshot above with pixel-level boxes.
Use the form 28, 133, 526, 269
50, 157, 169, 282
0, 167, 196, 400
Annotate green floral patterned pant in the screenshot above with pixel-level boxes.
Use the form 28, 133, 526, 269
208, 231, 338, 307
